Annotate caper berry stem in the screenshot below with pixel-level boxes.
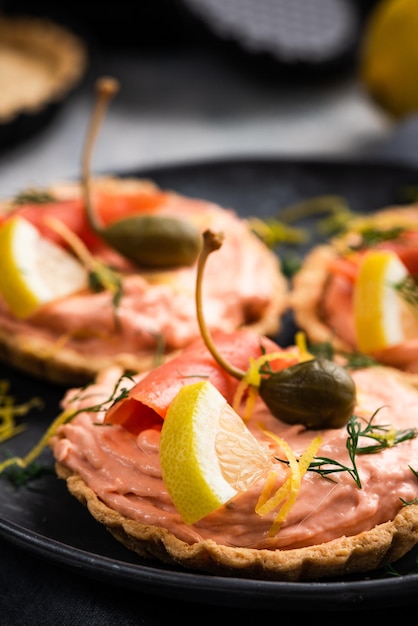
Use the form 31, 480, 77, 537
195, 230, 245, 380
81, 76, 120, 233
79, 77, 201, 269
195, 231, 356, 429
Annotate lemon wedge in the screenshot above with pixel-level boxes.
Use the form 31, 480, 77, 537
354, 249, 416, 352
0, 216, 89, 319
360, 0, 418, 118
159, 380, 270, 525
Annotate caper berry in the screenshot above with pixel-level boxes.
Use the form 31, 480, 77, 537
259, 358, 356, 429
82, 77, 202, 269
98, 215, 202, 268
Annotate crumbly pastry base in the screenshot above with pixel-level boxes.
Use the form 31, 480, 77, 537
0, 177, 288, 386
0, 308, 284, 387
289, 244, 346, 350
0, 325, 172, 387
55, 462, 418, 582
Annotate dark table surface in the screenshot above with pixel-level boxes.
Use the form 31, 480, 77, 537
1, 2, 418, 623
1, 536, 418, 624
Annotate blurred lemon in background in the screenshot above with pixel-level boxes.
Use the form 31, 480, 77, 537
360, 0, 418, 119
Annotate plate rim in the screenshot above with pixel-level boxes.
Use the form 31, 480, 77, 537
2, 514, 418, 611
1, 154, 418, 611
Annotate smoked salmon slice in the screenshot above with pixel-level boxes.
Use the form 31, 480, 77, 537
104, 330, 297, 435
0, 188, 170, 252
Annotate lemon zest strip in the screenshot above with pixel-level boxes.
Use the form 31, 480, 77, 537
0, 408, 75, 473
372, 425, 397, 447
0, 380, 43, 444
232, 333, 315, 422
255, 434, 299, 512
298, 435, 323, 474
256, 469, 291, 516
294, 331, 314, 362
256, 469, 282, 509
255, 432, 322, 536
232, 350, 300, 421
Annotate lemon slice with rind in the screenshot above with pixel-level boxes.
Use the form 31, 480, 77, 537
159, 380, 270, 525
354, 249, 417, 353
0, 216, 89, 319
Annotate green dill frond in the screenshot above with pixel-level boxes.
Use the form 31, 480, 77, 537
301, 411, 418, 489
12, 189, 57, 205
279, 252, 303, 278
393, 275, 418, 307
400, 497, 418, 506
247, 217, 307, 248
304, 341, 335, 360
342, 352, 379, 369
301, 341, 379, 370
409, 465, 418, 479
88, 260, 124, 328
69, 372, 136, 419
2, 460, 55, 490
349, 226, 407, 251
0, 380, 44, 444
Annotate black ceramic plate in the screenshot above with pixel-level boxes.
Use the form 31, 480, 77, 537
1, 156, 418, 612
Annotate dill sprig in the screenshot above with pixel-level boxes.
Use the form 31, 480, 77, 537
384, 557, 418, 577
301, 340, 379, 370
87, 260, 124, 329
0, 380, 44, 444
342, 352, 380, 369
12, 188, 56, 205
399, 466, 418, 506
309, 411, 417, 488
393, 275, 418, 307
409, 465, 418, 479
0, 372, 137, 482
348, 226, 407, 250
401, 496, 418, 506
2, 460, 55, 490
68, 372, 136, 422
279, 252, 303, 278
247, 216, 307, 248
277, 411, 418, 489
